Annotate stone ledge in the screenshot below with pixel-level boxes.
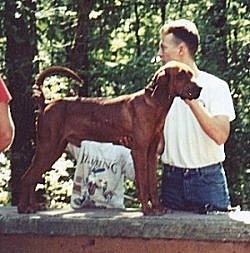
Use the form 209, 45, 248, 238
0, 206, 250, 242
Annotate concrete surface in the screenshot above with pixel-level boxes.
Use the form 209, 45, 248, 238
0, 206, 250, 241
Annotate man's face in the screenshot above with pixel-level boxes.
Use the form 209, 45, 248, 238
157, 33, 182, 64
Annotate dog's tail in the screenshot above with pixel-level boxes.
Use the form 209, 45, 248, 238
32, 66, 84, 113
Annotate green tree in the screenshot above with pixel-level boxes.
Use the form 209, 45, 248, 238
0, 0, 249, 209
4, 0, 37, 205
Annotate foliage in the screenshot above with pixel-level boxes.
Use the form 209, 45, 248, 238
41, 154, 75, 208
0, 0, 249, 209
0, 153, 11, 205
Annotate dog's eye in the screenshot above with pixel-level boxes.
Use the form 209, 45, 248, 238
177, 70, 186, 80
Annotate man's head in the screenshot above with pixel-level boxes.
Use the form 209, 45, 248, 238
157, 19, 200, 64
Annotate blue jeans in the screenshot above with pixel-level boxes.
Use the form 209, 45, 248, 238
161, 163, 231, 212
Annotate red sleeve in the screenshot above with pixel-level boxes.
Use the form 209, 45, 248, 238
0, 77, 12, 103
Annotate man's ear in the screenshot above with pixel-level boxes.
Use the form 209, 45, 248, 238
178, 42, 186, 56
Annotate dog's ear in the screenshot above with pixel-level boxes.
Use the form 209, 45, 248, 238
149, 69, 171, 106
152, 69, 170, 91
145, 76, 157, 97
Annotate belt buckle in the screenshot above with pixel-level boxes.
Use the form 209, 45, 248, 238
184, 169, 190, 176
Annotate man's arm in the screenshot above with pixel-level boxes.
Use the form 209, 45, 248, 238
0, 102, 15, 151
185, 99, 230, 145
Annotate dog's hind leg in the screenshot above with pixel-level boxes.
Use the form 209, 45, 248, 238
18, 140, 67, 213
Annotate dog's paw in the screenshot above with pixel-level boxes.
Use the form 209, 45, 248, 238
153, 206, 172, 215
37, 202, 48, 211
17, 205, 37, 214
142, 205, 172, 216
17, 202, 47, 214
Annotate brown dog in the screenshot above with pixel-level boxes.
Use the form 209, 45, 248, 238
17, 61, 201, 215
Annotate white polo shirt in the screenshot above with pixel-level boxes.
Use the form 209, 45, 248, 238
161, 70, 235, 168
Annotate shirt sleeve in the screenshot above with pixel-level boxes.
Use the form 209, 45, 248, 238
209, 81, 236, 122
0, 77, 12, 103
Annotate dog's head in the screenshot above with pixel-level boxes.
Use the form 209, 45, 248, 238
147, 61, 202, 103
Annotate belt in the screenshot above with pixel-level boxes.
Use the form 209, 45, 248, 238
163, 162, 222, 175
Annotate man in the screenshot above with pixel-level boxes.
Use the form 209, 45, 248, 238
0, 76, 14, 152
158, 19, 235, 212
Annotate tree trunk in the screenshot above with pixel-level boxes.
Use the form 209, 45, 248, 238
68, 0, 94, 97
4, 0, 37, 205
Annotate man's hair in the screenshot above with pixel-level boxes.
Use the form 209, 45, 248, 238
160, 19, 200, 57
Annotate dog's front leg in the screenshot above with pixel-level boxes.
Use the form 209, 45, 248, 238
131, 149, 152, 215
147, 147, 167, 215
147, 136, 170, 215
